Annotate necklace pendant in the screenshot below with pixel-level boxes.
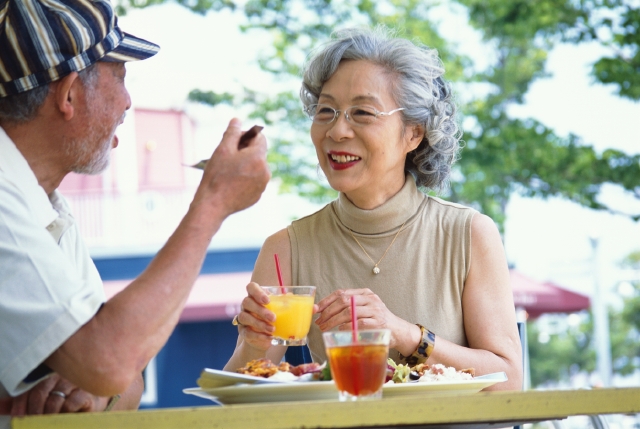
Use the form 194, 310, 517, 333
373, 266, 381, 275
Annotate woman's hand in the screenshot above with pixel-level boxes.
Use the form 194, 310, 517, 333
9, 374, 109, 416
235, 282, 277, 351
314, 288, 419, 353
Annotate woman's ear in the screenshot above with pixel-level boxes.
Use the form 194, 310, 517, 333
406, 124, 425, 152
53, 72, 80, 121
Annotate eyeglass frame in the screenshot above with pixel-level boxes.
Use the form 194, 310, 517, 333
304, 103, 406, 126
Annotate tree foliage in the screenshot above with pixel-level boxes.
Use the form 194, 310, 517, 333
461, 0, 640, 101
526, 316, 594, 387
527, 250, 640, 387
458, 0, 640, 224
116, 0, 640, 227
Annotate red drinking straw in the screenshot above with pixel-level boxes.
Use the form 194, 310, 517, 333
350, 295, 360, 395
350, 295, 358, 343
273, 254, 285, 293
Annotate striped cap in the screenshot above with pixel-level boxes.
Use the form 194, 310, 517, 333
0, 0, 160, 98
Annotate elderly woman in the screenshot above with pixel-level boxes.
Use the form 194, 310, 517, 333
224, 27, 522, 390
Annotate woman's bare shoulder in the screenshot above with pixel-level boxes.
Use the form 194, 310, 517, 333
262, 228, 291, 251
470, 212, 501, 246
253, 228, 293, 285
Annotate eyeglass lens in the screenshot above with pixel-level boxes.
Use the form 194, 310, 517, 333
310, 104, 381, 125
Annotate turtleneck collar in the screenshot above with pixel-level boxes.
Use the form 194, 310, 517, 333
332, 175, 425, 235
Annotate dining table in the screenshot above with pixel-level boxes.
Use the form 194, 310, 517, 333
10, 386, 640, 429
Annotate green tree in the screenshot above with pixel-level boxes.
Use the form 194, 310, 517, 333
614, 251, 640, 374
457, 0, 640, 224
526, 317, 594, 387
527, 250, 640, 387
460, 0, 640, 102
116, 0, 640, 228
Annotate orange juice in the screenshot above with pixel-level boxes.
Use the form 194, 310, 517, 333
265, 294, 314, 340
327, 343, 388, 397
262, 287, 315, 346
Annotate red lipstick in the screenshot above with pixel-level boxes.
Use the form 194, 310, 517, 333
328, 151, 360, 170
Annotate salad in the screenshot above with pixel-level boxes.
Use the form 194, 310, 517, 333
386, 359, 475, 383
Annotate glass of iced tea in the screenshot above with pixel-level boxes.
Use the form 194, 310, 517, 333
262, 286, 316, 346
322, 329, 391, 401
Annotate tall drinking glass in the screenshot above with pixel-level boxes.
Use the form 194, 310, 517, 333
322, 329, 391, 401
262, 286, 316, 346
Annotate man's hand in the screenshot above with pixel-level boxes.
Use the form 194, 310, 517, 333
196, 119, 270, 217
9, 374, 109, 416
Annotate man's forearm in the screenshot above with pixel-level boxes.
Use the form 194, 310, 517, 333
46, 201, 227, 396
45, 119, 270, 397
110, 373, 144, 411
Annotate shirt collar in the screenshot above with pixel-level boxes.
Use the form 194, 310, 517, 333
0, 127, 59, 228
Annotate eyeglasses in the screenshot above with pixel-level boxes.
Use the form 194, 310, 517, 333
304, 104, 405, 126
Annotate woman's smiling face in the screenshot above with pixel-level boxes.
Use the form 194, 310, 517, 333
310, 60, 422, 210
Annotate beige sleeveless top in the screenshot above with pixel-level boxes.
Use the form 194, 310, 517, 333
288, 176, 477, 363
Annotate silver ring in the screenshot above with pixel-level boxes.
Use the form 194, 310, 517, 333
232, 314, 243, 327
49, 390, 66, 399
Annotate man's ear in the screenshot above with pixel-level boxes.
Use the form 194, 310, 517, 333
53, 72, 80, 121
406, 124, 425, 152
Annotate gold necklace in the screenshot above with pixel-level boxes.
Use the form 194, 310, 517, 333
347, 220, 407, 275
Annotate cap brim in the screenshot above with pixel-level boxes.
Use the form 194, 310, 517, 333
102, 32, 159, 63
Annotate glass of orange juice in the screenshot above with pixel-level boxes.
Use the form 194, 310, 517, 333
322, 329, 391, 401
262, 286, 316, 346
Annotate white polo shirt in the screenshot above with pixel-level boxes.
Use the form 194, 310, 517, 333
0, 127, 105, 400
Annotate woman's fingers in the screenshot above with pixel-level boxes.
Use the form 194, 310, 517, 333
316, 290, 382, 331
237, 282, 276, 350
239, 326, 274, 350
316, 288, 372, 312
246, 282, 270, 305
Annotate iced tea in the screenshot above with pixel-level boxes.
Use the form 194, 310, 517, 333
323, 329, 391, 401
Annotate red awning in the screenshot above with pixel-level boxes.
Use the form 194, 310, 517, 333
510, 269, 591, 318
103, 272, 251, 322
103, 269, 591, 322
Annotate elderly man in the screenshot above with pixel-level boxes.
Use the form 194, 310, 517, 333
0, 0, 270, 425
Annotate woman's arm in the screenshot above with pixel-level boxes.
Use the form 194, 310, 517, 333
223, 229, 291, 371
427, 213, 523, 391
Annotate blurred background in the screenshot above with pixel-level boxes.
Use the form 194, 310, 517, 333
65, 0, 639, 426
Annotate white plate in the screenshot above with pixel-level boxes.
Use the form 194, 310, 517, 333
185, 381, 338, 405
382, 372, 508, 398
196, 368, 290, 389
184, 372, 508, 405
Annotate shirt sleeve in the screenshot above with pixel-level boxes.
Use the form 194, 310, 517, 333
0, 180, 104, 397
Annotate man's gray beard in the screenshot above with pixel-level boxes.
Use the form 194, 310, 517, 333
65, 135, 112, 175
65, 110, 125, 175
65, 88, 124, 175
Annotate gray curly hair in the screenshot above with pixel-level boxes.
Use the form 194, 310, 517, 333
300, 26, 461, 191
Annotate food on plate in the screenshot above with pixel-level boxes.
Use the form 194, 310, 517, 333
387, 359, 475, 383
236, 358, 328, 381
236, 358, 286, 378
235, 358, 475, 385
289, 362, 323, 377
